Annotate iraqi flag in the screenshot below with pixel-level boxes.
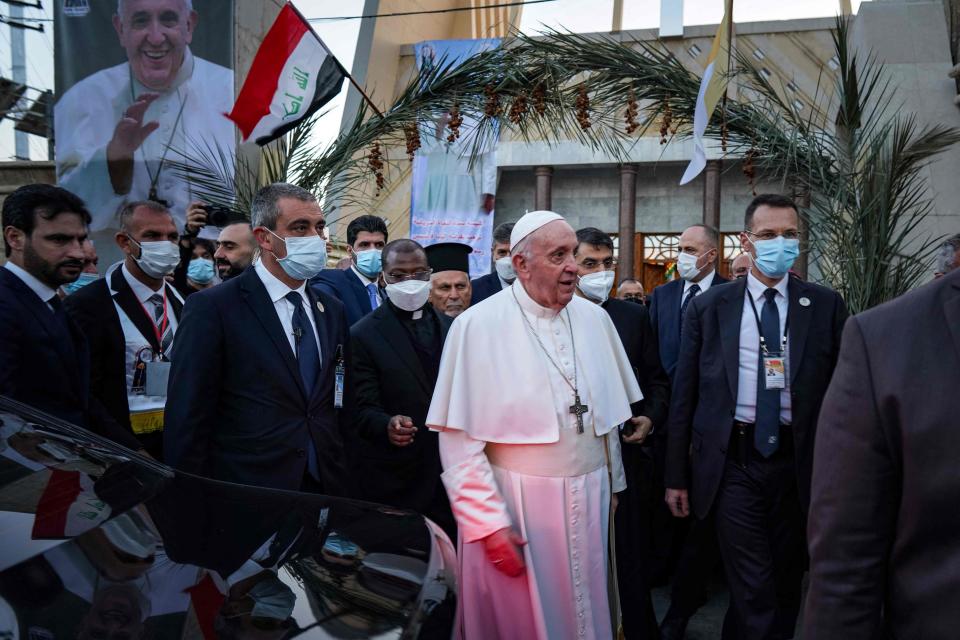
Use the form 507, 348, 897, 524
227, 2, 347, 146
31, 469, 111, 539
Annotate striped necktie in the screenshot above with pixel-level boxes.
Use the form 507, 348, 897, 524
147, 293, 174, 356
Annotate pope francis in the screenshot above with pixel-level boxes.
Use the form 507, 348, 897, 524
427, 210, 643, 639
54, 0, 234, 233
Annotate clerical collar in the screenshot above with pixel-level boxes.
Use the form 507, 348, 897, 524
387, 298, 430, 321
130, 48, 195, 98
512, 281, 560, 319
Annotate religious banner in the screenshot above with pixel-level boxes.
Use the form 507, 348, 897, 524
411, 39, 500, 278
53, 0, 235, 233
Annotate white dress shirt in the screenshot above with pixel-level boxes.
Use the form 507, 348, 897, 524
121, 264, 179, 335
682, 268, 717, 304
4, 262, 57, 310
350, 264, 382, 306
735, 271, 792, 424
255, 259, 322, 364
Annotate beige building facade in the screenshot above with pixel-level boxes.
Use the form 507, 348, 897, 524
342, 0, 960, 289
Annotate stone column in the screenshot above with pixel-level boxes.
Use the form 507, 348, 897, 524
618, 164, 639, 281
702, 159, 722, 230
534, 166, 554, 211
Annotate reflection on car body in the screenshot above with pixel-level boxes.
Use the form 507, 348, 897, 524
0, 396, 457, 639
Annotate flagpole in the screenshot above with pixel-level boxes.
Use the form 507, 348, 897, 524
286, 1, 385, 119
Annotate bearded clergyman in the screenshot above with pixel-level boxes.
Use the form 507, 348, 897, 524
427, 210, 643, 639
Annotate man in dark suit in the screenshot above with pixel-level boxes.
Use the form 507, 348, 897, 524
470, 221, 514, 304
311, 214, 388, 325
665, 194, 848, 639
648, 223, 730, 638
803, 268, 960, 639
0, 184, 140, 451
574, 227, 670, 639
164, 183, 351, 495
66, 201, 185, 460
648, 223, 728, 381
349, 239, 455, 537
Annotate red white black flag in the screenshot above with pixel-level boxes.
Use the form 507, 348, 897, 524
227, 2, 347, 146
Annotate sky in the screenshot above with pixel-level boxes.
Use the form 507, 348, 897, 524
0, 0, 868, 161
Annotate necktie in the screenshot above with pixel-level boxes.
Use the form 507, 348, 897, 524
679, 283, 700, 332
49, 295, 79, 363
755, 288, 781, 457
366, 283, 380, 310
285, 292, 321, 394
147, 293, 174, 356
284, 292, 322, 481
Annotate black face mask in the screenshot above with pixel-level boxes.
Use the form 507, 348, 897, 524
623, 296, 646, 305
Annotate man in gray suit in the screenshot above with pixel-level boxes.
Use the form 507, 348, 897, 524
803, 268, 960, 638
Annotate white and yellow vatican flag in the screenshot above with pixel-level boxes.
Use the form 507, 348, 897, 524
679, 0, 734, 186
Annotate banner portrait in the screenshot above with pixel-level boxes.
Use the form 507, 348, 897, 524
410, 39, 500, 278
53, 0, 235, 234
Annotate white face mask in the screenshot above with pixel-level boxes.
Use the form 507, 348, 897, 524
676, 251, 705, 281
130, 239, 181, 279
494, 256, 516, 283
386, 279, 432, 312
577, 270, 615, 303
269, 230, 328, 281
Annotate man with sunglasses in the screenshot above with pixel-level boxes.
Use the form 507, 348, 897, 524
665, 194, 848, 639
347, 239, 455, 538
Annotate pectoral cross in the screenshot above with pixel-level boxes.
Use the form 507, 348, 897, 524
569, 393, 589, 434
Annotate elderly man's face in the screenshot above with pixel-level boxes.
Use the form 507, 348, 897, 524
618, 281, 645, 304
114, 0, 197, 91
731, 253, 752, 278
514, 221, 579, 311
430, 271, 471, 317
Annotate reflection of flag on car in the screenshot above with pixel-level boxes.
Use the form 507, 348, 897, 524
226, 2, 347, 146
32, 469, 111, 539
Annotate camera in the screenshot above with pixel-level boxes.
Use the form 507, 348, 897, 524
200, 204, 247, 228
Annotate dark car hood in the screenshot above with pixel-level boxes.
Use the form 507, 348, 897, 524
0, 397, 456, 639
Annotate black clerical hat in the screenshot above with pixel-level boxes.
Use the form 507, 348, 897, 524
425, 242, 471, 273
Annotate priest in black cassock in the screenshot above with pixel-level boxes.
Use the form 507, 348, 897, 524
348, 239, 455, 537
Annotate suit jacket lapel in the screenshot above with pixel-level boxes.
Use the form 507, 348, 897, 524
375, 305, 432, 394
239, 269, 306, 400
1, 270, 81, 382
347, 269, 373, 313
718, 278, 747, 403
665, 280, 682, 339
787, 278, 813, 384
943, 278, 960, 364
110, 268, 162, 353
305, 286, 333, 398
166, 283, 184, 320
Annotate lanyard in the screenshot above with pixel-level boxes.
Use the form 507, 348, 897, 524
136, 287, 169, 357
746, 290, 789, 355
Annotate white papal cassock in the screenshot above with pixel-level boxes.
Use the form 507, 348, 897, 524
427, 280, 642, 640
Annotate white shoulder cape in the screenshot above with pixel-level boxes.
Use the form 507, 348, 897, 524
427, 283, 642, 444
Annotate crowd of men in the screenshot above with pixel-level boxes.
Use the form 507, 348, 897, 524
0, 181, 957, 639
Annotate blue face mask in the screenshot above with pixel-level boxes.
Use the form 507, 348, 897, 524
63, 272, 99, 295
752, 236, 800, 278
268, 230, 328, 281
247, 576, 296, 621
187, 258, 216, 284
354, 249, 382, 278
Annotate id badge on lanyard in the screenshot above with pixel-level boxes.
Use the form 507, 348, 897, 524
132, 288, 172, 397
748, 293, 788, 391
334, 344, 345, 409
